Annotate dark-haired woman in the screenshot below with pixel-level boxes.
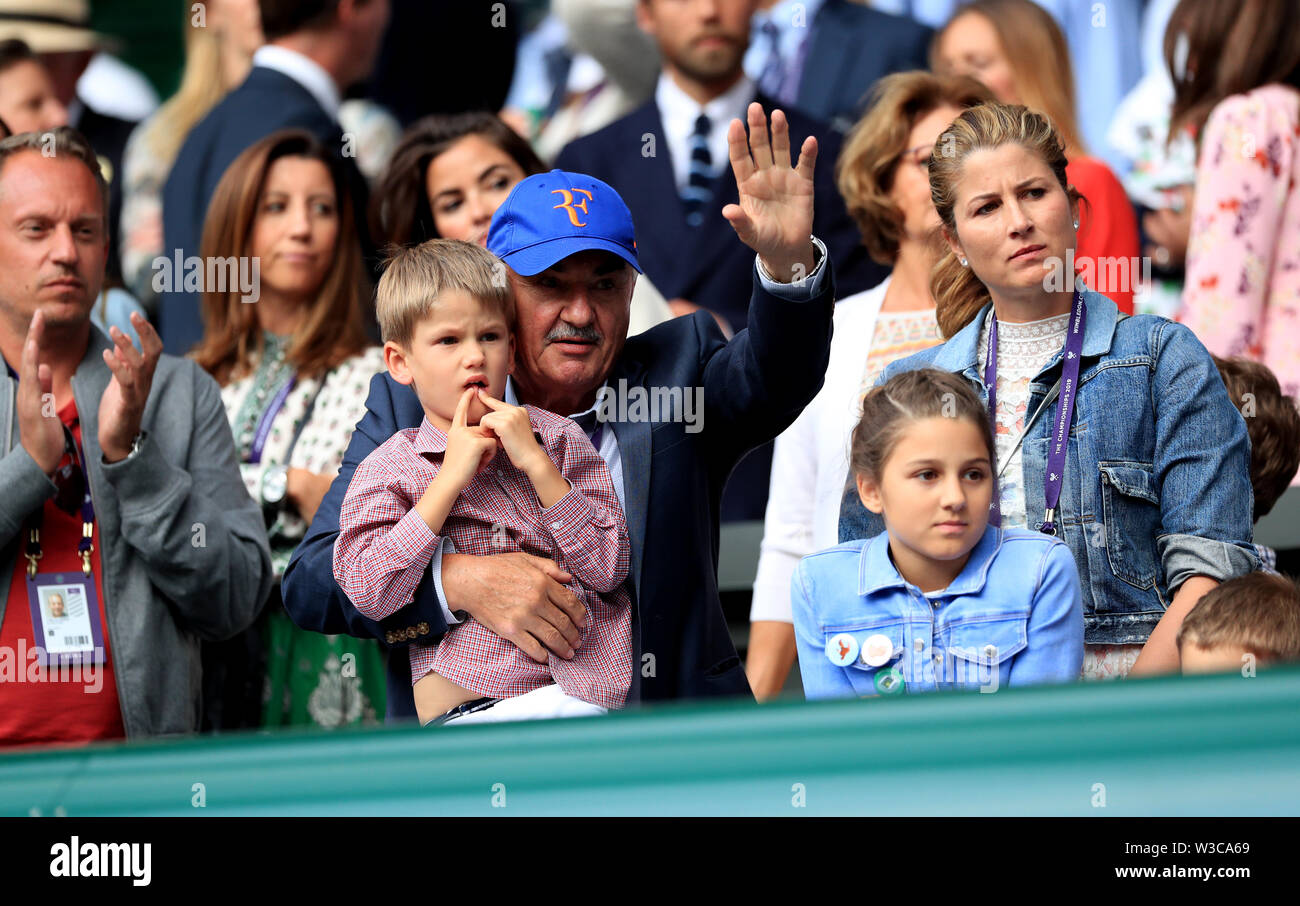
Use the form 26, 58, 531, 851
194, 129, 386, 728
1172, 0, 1300, 410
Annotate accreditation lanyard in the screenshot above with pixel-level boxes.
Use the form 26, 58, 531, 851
25, 424, 96, 578
984, 290, 1086, 536
247, 376, 297, 465
3, 362, 97, 577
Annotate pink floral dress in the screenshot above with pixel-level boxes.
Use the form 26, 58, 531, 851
1179, 85, 1300, 425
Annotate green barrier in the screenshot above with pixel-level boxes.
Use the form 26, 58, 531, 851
3, 667, 1299, 816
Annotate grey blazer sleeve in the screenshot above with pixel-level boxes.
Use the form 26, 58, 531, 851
0, 442, 57, 552
99, 365, 273, 641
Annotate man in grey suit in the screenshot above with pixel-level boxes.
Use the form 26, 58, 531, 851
0, 129, 271, 744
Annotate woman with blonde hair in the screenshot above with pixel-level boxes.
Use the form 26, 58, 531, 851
836, 103, 1257, 681
746, 71, 993, 700
193, 129, 387, 729
119, 0, 263, 315
932, 0, 1140, 313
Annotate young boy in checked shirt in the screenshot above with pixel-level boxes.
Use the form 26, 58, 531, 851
333, 239, 632, 726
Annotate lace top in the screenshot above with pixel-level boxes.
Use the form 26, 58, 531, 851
975, 310, 1070, 528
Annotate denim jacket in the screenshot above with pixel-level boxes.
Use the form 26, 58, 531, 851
793, 525, 1083, 699
838, 289, 1259, 645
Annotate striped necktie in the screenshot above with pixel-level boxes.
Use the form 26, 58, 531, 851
757, 20, 787, 101
682, 113, 713, 227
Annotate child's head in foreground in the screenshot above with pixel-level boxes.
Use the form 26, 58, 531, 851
1212, 355, 1300, 523
851, 369, 997, 587
378, 239, 516, 430
1177, 571, 1300, 674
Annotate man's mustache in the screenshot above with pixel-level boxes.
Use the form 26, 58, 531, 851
546, 324, 603, 344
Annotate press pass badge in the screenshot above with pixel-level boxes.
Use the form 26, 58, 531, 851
25, 573, 105, 667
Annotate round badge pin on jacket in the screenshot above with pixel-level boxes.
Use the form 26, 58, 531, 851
860, 633, 894, 667
826, 633, 859, 666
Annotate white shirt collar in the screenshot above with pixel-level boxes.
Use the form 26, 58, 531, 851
655, 70, 755, 140
655, 71, 755, 191
253, 45, 342, 120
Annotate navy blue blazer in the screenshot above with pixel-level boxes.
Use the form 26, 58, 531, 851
554, 93, 882, 334
159, 66, 372, 355
281, 263, 836, 721
796, 0, 934, 134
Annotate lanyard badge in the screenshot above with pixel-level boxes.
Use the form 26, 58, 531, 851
25, 424, 96, 578
22, 429, 106, 666
985, 290, 1087, 536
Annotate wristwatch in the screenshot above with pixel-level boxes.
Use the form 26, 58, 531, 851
103, 431, 147, 465
260, 464, 289, 524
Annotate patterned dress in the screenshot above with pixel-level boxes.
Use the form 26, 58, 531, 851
1179, 85, 1300, 433
975, 310, 1143, 681
220, 334, 388, 727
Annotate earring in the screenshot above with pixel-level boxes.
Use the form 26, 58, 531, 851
959, 257, 967, 267
1073, 220, 1079, 229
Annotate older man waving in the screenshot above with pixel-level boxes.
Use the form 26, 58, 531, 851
284, 104, 835, 718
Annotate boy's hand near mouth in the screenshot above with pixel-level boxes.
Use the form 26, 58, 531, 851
476, 389, 572, 508
416, 388, 500, 533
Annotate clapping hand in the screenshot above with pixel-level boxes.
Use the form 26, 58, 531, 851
17, 311, 64, 476
98, 312, 162, 463
722, 102, 818, 283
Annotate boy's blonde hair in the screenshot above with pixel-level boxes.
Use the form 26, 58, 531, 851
1177, 572, 1300, 662
376, 238, 515, 346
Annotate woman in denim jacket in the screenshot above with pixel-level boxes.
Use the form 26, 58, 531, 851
837, 103, 1258, 680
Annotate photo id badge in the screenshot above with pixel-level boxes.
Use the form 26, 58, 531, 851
25, 572, 105, 667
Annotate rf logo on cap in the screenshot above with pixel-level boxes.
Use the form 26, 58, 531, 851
551, 188, 594, 227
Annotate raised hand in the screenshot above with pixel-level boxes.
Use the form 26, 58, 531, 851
98, 312, 162, 463
17, 310, 64, 476
722, 102, 818, 283
438, 388, 498, 491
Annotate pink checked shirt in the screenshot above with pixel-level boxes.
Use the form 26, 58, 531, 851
334, 406, 633, 710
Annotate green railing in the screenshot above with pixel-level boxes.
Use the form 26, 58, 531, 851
4, 666, 1298, 816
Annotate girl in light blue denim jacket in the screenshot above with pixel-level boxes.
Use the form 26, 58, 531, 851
793, 370, 1084, 699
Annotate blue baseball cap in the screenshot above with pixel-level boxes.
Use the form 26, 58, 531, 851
487, 169, 641, 276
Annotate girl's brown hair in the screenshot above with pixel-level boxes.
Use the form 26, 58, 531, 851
192, 129, 370, 385
850, 368, 995, 484
371, 111, 547, 248
927, 103, 1080, 337
836, 70, 994, 265
932, 0, 1086, 154
1166, 0, 1300, 144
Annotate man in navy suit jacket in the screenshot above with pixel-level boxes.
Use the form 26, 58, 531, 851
282, 105, 836, 720
771, 0, 934, 135
554, 0, 883, 523
158, 0, 390, 355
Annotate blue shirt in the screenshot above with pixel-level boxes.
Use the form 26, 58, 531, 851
838, 289, 1260, 645
793, 524, 1084, 699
